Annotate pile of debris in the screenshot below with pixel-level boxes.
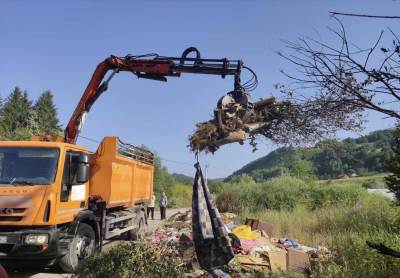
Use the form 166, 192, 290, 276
146, 210, 334, 277
147, 209, 209, 277
188, 96, 281, 154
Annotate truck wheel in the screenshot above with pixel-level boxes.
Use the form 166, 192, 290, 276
128, 212, 146, 241
59, 223, 95, 273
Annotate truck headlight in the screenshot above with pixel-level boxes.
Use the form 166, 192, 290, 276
25, 234, 49, 245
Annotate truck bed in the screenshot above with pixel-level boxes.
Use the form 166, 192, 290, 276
89, 137, 154, 208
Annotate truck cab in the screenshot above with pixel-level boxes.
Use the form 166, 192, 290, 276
0, 137, 154, 271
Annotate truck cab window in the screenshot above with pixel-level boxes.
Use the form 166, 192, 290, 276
61, 151, 81, 202
0, 148, 59, 186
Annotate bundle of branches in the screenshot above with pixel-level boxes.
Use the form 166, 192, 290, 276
190, 17, 399, 154
189, 94, 363, 153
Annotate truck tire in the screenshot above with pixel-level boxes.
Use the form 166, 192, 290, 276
58, 223, 95, 273
128, 211, 146, 241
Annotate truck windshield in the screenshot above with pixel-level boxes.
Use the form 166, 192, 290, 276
0, 147, 59, 185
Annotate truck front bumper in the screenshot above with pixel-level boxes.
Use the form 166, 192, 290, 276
0, 226, 62, 266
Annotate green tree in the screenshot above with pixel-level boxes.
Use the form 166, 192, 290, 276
287, 159, 315, 181
34, 90, 61, 135
153, 156, 176, 197
386, 125, 400, 203
0, 87, 37, 140
315, 141, 344, 178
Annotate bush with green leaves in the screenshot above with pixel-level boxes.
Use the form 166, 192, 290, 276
386, 125, 400, 203
168, 182, 192, 208
74, 243, 183, 278
216, 175, 366, 213
362, 178, 382, 189
307, 183, 365, 210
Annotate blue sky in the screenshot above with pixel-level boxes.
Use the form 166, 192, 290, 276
0, 0, 399, 178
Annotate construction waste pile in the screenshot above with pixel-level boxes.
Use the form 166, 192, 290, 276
146, 210, 334, 277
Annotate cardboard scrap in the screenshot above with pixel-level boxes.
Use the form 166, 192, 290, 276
267, 250, 287, 272
287, 248, 311, 273
236, 254, 270, 272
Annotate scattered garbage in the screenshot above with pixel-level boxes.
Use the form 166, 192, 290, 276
232, 225, 259, 240
147, 211, 334, 276
146, 165, 333, 276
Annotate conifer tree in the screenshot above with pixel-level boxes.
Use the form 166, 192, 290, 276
0, 87, 33, 140
34, 90, 61, 135
386, 125, 400, 203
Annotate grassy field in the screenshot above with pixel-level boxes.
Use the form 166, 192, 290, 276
214, 174, 400, 277
317, 173, 389, 189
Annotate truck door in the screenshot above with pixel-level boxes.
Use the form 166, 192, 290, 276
56, 150, 89, 223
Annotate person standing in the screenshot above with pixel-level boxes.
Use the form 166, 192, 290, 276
147, 194, 155, 220
160, 192, 168, 220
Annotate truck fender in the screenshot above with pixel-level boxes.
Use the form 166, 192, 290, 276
68, 210, 101, 248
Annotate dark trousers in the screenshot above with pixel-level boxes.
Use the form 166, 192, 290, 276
147, 207, 154, 220
160, 206, 166, 220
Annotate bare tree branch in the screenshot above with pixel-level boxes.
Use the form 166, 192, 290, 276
279, 17, 400, 122
330, 11, 400, 19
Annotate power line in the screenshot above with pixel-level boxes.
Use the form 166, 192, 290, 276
159, 157, 193, 166
78, 134, 229, 172
78, 134, 100, 143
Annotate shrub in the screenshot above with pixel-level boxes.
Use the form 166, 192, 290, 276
169, 183, 192, 208
74, 243, 183, 278
217, 187, 244, 213
362, 179, 381, 189
254, 176, 309, 211
307, 184, 366, 210
216, 175, 367, 213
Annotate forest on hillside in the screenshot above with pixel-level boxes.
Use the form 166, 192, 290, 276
231, 129, 394, 181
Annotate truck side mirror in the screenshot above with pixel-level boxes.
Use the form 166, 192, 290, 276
77, 153, 90, 183
77, 164, 90, 183
77, 153, 90, 164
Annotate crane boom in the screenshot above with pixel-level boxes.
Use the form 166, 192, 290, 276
63, 47, 257, 144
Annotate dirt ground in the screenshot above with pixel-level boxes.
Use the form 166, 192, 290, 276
6, 207, 189, 278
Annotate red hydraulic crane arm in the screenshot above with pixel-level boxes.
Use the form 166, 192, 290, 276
64, 47, 257, 144
64, 56, 171, 143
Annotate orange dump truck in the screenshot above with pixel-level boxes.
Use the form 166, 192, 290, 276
0, 136, 153, 271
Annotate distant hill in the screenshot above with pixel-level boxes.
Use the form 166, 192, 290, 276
229, 129, 394, 181
172, 173, 223, 185
171, 173, 194, 184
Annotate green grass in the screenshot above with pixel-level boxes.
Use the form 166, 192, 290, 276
318, 173, 389, 189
